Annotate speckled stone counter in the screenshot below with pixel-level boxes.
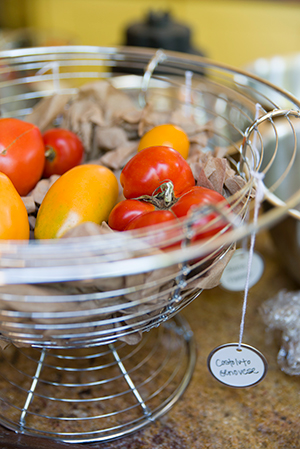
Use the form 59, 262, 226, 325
1, 232, 300, 449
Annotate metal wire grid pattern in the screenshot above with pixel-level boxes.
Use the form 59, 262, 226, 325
0, 46, 300, 442
0, 315, 195, 443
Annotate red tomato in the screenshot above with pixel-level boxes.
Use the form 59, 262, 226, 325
108, 199, 155, 231
125, 210, 176, 231
125, 209, 179, 249
137, 124, 190, 159
0, 118, 45, 196
171, 186, 230, 241
42, 128, 84, 178
109, 185, 230, 248
120, 146, 195, 199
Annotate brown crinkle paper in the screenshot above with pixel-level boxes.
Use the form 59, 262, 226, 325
6, 80, 251, 347
260, 290, 300, 376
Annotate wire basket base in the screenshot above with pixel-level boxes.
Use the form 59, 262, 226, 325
0, 314, 195, 444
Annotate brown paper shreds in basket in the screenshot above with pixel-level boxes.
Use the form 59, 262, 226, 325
28, 174, 60, 206
137, 102, 213, 139
188, 148, 246, 199
96, 141, 138, 170
25, 80, 246, 197
94, 126, 128, 151
24, 78, 249, 219
59, 81, 144, 158
26, 93, 72, 132
61, 221, 114, 238
21, 175, 61, 234
26, 80, 218, 161
113, 109, 143, 139
21, 196, 36, 215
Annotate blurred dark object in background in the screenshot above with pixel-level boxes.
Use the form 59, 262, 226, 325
124, 10, 206, 56
0, 29, 32, 50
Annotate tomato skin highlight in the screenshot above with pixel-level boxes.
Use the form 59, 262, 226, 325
42, 128, 84, 178
108, 199, 155, 232
0, 172, 30, 240
137, 124, 190, 159
120, 146, 195, 199
34, 164, 119, 239
0, 118, 45, 196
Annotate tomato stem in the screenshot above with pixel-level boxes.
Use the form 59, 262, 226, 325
154, 181, 175, 206
44, 145, 56, 162
137, 181, 177, 210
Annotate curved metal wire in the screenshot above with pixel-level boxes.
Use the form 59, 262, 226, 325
0, 315, 195, 443
0, 46, 300, 347
1, 46, 300, 442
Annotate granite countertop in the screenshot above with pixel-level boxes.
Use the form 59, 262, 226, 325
1, 232, 300, 449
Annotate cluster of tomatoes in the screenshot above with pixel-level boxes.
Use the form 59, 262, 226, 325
0, 118, 85, 197
109, 145, 229, 250
0, 117, 85, 239
0, 118, 229, 248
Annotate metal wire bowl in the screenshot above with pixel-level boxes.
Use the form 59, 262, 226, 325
1, 46, 300, 443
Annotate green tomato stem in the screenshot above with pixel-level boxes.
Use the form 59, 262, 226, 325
137, 181, 177, 209
44, 145, 56, 162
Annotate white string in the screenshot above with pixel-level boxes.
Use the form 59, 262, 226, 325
238, 105, 266, 349
183, 70, 193, 118
240, 103, 262, 253
252, 104, 263, 161
238, 170, 265, 350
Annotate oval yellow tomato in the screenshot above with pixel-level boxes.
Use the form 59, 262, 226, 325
0, 172, 30, 240
137, 124, 190, 159
34, 164, 119, 239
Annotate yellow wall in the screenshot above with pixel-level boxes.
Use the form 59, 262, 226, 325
1, 0, 300, 68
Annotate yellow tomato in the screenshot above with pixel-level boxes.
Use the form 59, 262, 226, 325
137, 124, 190, 159
0, 172, 30, 240
34, 164, 119, 239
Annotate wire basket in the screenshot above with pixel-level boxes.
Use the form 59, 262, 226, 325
1, 46, 300, 442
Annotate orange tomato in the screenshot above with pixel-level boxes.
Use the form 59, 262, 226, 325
137, 124, 190, 159
0, 172, 30, 240
34, 164, 119, 239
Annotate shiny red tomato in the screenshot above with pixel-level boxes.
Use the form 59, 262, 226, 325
109, 185, 230, 247
108, 200, 155, 231
120, 146, 195, 199
42, 128, 84, 178
0, 118, 45, 196
171, 186, 230, 242
125, 209, 178, 249
108, 199, 155, 231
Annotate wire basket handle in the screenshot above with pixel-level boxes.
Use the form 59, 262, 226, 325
240, 107, 300, 218
140, 49, 167, 105
241, 108, 300, 170
244, 108, 300, 138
